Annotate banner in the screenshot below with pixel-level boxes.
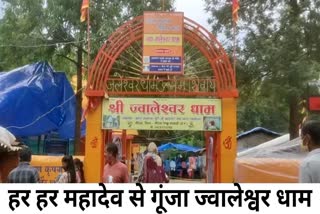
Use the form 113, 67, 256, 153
102, 98, 222, 131
0, 183, 315, 213
143, 12, 184, 75
30, 155, 84, 183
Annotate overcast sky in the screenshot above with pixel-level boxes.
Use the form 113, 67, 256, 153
174, 0, 211, 30
0, 0, 3, 19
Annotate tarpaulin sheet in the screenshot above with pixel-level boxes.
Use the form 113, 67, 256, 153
158, 143, 202, 153
0, 61, 85, 139
235, 135, 307, 183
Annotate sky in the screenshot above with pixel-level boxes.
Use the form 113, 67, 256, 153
174, 0, 229, 45
0, 0, 3, 19
174, 0, 211, 30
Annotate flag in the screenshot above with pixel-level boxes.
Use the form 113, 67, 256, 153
80, 0, 89, 22
232, 0, 240, 23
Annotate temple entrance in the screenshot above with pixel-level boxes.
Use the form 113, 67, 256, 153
84, 12, 238, 183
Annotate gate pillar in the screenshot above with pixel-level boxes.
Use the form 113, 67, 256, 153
84, 103, 104, 183
218, 98, 237, 182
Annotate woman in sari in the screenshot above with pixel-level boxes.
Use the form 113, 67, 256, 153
136, 142, 168, 183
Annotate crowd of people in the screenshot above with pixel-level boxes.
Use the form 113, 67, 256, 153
5, 141, 169, 183
4, 119, 320, 183
162, 155, 206, 179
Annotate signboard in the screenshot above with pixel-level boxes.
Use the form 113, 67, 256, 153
31, 155, 84, 183
143, 12, 184, 75
102, 98, 222, 131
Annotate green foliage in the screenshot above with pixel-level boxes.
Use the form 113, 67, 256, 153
0, 0, 175, 74
176, 131, 204, 148
0, 0, 176, 147
205, 0, 320, 135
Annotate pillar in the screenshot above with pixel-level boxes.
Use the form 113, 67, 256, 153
84, 103, 104, 183
218, 98, 237, 182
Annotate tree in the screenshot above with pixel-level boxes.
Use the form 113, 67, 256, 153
0, 0, 175, 152
205, 0, 320, 138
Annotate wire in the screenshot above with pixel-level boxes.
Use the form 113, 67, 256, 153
0, 35, 107, 48
5, 87, 84, 130
0, 40, 85, 48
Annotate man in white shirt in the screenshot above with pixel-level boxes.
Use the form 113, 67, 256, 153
299, 120, 320, 183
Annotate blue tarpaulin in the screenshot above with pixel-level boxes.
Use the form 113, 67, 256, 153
0, 61, 85, 139
158, 143, 202, 153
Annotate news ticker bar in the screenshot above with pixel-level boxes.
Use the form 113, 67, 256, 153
0, 183, 316, 214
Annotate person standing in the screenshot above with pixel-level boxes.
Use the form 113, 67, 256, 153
136, 142, 168, 183
7, 147, 40, 183
136, 152, 144, 177
56, 155, 77, 183
74, 158, 85, 183
299, 120, 320, 183
131, 153, 135, 175
103, 143, 129, 183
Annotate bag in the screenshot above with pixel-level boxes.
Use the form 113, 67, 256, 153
143, 156, 168, 183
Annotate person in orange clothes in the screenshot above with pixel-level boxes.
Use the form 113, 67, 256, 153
103, 143, 129, 183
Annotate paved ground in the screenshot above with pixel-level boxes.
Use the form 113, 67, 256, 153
169, 178, 206, 183
132, 174, 206, 183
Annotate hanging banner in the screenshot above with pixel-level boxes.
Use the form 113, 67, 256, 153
102, 98, 222, 131
143, 12, 184, 75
